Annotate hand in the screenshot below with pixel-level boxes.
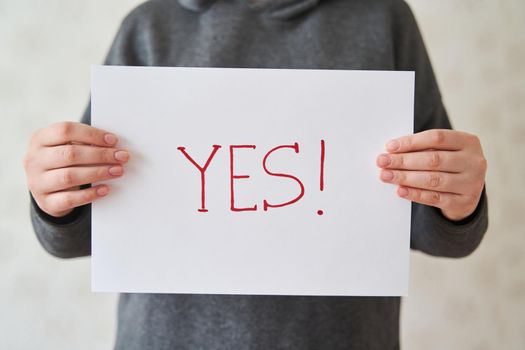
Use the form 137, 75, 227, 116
376, 129, 487, 221
23, 122, 130, 218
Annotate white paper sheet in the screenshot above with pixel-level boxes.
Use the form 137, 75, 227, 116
91, 66, 414, 296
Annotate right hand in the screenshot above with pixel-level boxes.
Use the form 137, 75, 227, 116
23, 122, 130, 218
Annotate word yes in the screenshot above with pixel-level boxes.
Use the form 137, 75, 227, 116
177, 141, 326, 215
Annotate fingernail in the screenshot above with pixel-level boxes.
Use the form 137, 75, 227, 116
381, 170, 394, 181
377, 155, 391, 167
398, 187, 409, 197
96, 186, 109, 196
114, 150, 129, 162
386, 140, 400, 152
109, 166, 123, 176
104, 133, 118, 145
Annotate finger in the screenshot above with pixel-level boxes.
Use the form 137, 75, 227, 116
380, 169, 466, 194
396, 186, 460, 210
35, 122, 118, 147
44, 185, 110, 215
39, 144, 130, 170
376, 151, 464, 173
386, 129, 470, 153
40, 165, 124, 193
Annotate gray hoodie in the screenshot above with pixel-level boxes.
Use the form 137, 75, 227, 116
30, 0, 488, 349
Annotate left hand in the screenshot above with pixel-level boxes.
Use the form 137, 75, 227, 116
376, 129, 487, 221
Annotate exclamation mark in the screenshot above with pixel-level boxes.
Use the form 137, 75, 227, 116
317, 139, 325, 216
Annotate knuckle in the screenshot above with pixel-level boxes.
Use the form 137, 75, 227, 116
396, 155, 405, 168
393, 171, 402, 183
413, 188, 423, 201
87, 128, 100, 143
58, 194, 75, 210
427, 173, 441, 188
428, 191, 441, 205
402, 137, 412, 152
98, 167, 109, 179
428, 152, 441, 168
81, 190, 94, 203
431, 130, 446, 145
55, 121, 74, 139
60, 169, 75, 187
61, 145, 77, 163
102, 149, 115, 163
46, 195, 66, 213
82, 189, 97, 203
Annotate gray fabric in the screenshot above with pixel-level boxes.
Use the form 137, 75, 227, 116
29, 0, 489, 349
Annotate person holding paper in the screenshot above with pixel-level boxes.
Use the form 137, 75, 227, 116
23, 0, 488, 349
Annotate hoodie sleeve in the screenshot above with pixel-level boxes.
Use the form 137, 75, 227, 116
30, 9, 148, 258
393, 1, 488, 257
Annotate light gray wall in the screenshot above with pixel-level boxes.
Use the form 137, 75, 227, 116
1, 1, 523, 349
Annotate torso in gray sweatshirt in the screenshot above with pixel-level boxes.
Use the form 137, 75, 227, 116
30, 0, 489, 349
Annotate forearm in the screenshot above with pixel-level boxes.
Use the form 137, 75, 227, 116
30, 194, 92, 258
410, 187, 488, 258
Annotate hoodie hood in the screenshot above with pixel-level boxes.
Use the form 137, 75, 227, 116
177, 0, 320, 20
